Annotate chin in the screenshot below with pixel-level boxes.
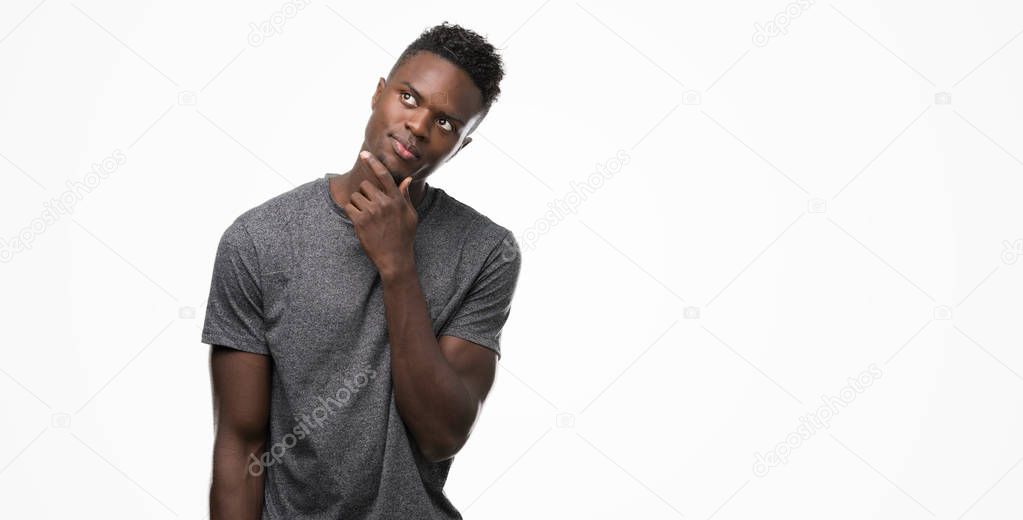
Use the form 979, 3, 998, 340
374, 148, 399, 171
385, 157, 412, 178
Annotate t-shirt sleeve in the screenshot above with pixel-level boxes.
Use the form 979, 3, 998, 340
201, 221, 270, 356
438, 231, 522, 360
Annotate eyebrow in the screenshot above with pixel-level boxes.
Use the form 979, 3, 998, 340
400, 81, 466, 126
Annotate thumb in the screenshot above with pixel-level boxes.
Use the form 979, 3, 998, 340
399, 177, 413, 204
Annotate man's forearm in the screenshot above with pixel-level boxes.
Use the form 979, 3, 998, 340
210, 436, 266, 520
380, 263, 476, 461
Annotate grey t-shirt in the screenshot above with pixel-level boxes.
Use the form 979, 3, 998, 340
201, 173, 522, 519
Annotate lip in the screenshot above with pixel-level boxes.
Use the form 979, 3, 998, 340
390, 136, 419, 161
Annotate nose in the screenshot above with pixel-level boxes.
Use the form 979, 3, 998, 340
405, 108, 430, 142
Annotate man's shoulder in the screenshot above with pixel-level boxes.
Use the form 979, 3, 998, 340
430, 187, 520, 269
220, 177, 321, 248
431, 186, 515, 247
238, 177, 320, 225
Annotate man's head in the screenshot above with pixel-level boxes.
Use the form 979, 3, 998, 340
362, 22, 504, 184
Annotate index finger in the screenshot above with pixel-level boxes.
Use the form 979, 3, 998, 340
359, 151, 398, 195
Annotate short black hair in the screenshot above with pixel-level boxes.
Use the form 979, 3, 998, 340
390, 22, 505, 115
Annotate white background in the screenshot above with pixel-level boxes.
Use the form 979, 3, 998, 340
2, 0, 1023, 518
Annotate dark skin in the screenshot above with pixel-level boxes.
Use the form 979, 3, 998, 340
210, 51, 497, 518
333, 50, 496, 462
209, 347, 270, 519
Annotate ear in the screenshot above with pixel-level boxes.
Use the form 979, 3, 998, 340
371, 77, 386, 108
447, 136, 472, 162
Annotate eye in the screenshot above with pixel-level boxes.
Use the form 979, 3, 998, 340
437, 117, 453, 132
399, 91, 417, 107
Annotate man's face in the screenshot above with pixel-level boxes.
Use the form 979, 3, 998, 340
363, 51, 485, 184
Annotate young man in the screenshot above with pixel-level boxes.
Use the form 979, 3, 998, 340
202, 22, 521, 519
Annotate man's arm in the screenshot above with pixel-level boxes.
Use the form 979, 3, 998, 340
381, 268, 497, 463
343, 151, 506, 462
209, 345, 271, 519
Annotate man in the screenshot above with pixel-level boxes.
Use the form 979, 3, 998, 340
202, 22, 521, 519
